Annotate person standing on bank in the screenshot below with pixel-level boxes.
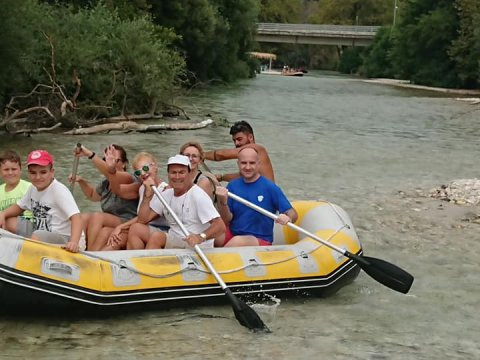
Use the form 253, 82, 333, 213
0, 150, 85, 252
216, 147, 297, 247
0, 150, 33, 235
203, 120, 275, 182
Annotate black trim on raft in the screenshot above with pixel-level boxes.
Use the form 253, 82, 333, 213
0, 253, 361, 314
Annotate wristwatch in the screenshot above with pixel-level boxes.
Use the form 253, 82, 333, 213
199, 233, 207, 241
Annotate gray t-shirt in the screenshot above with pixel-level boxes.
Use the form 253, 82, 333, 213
96, 178, 138, 221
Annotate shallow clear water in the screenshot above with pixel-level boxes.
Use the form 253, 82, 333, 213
1, 73, 479, 359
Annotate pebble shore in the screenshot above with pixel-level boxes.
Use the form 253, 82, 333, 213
429, 179, 480, 206
362, 78, 480, 99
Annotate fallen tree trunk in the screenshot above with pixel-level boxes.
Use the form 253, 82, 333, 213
64, 119, 213, 135
97, 113, 165, 122
12, 122, 63, 135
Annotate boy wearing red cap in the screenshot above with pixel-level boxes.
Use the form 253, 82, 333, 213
0, 150, 85, 252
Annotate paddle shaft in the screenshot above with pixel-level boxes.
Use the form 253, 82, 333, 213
69, 143, 82, 192
151, 186, 270, 331
227, 192, 348, 256
150, 186, 228, 290
228, 192, 414, 294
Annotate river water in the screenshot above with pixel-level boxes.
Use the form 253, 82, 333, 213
1, 73, 479, 359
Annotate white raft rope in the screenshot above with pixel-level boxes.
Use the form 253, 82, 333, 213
2, 201, 352, 280
77, 200, 352, 279
78, 224, 348, 279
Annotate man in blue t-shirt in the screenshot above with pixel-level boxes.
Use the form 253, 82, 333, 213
216, 147, 298, 246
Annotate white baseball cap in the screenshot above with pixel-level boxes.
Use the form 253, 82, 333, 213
167, 154, 191, 169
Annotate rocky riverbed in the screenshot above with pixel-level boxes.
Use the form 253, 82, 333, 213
353, 179, 480, 260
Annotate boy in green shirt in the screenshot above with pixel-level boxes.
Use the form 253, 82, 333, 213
0, 150, 33, 235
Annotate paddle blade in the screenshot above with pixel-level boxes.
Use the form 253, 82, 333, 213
225, 288, 270, 333
348, 253, 414, 294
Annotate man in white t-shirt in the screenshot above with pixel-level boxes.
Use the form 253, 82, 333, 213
128, 154, 225, 249
0, 150, 85, 252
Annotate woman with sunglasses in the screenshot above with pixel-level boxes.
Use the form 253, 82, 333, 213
97, 151, 169, 250
69, 144, 138, 250
180, 141, 219, 204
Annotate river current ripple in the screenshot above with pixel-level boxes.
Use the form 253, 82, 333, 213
1, 73, 479, 359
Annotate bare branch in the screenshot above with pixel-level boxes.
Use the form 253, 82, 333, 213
11, 122, 62, 135
42, 31, 57, 85
64, 119, 213, 135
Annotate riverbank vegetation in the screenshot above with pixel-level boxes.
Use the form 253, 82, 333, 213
361, 0, 480, 89
0, 0, 259, 134
1, 0, 478, 135
257, 0, 479, 89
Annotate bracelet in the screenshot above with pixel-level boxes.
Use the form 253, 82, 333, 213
88, 152, 95, 159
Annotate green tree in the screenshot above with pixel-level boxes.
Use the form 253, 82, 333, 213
0, 1, 186, 119
148, 0, 221, 82
449, 0, 480, 88
148, 0, 258, 83
40, 0, 151, 19
337, 47, 364, 74
390, 0, 460, 87
362, 27, 395, 78
258, 0, 303, 23
210, 0, 259, 81
0, 0, 49, 106
309, 0, 392, 25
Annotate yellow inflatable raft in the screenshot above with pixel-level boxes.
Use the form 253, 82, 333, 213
0, 201, 361, 311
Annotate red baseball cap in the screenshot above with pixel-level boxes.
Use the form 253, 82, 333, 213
26, 150, 54, 166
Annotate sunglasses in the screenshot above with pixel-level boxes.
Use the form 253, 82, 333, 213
133, 163, 154, 177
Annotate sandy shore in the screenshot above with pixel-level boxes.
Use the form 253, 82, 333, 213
354, 186, 480, 259
363, 78, 480, 100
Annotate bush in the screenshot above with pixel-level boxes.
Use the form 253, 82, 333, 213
337, 47, 364, 74
361, 26, 395, 78
0, 1, 186, 117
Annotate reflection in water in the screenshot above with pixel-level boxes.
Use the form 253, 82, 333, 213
1, 73, 479, 359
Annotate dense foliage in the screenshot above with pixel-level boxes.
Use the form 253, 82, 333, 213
148, 0, 259, 82
449, 0, 480, 88
309, 0, 393, 25
362, 0, 480, 88
0, 0, 185, 119
0, 0, 260, 120
1, 0, 478, 119
389, 0, 460, 87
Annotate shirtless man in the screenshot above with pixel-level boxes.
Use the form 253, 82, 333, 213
204, 120, 275, 182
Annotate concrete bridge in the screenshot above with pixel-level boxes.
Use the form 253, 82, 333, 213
256, 23, 380, 47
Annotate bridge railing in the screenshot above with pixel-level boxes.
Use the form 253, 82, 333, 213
257, 23, 380, 35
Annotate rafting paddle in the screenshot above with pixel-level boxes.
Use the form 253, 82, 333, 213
227, 192, 414, 294
150, 185, 270, 333
69, 143, 82, 192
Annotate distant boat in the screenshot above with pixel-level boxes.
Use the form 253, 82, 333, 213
248, 52, 305, 77
282, 70, 304, 77
261, 69, 282, 75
